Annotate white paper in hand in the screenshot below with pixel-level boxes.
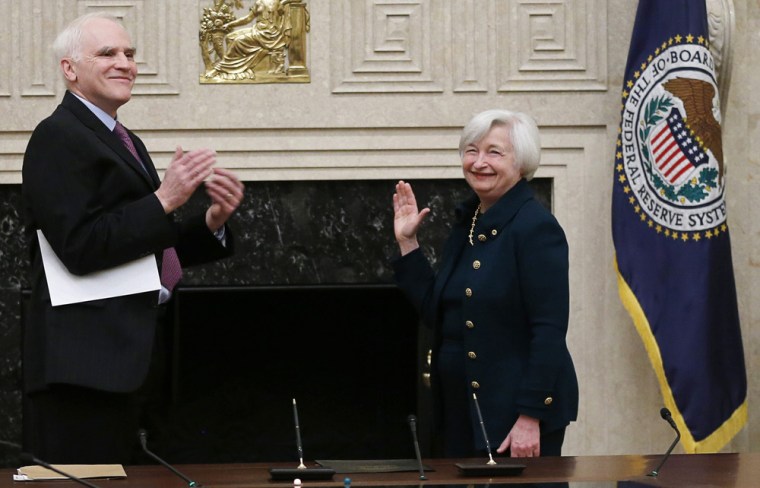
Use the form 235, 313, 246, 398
37, 229, 160, 306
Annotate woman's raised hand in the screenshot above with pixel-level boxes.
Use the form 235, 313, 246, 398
393, 180, 430, 255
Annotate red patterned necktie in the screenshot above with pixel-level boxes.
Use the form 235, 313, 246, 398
114, 121, 183, 292
161, 247, 183, 292
113, 121, 146, 171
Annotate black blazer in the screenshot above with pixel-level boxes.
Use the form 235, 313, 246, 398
394, 179, 578, 449
22, 91, 232, 393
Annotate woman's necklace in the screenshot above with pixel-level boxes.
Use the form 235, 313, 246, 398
468, 203, 481, 246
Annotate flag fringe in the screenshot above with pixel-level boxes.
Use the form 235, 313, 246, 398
614, 257, 746, 453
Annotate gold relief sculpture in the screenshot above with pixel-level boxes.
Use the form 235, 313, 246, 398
200, 0, 310, 83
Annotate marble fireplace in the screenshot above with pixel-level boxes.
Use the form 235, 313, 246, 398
0, 177, 550, 466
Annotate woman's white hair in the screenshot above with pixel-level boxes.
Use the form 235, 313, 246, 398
52, 12, 122, 62
458, 109, 541, 180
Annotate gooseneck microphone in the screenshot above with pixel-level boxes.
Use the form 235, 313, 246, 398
138, 429, 202, 487
406, 414, 427, 480
647, 407, 681, 477
19, 452, 104, 488
660, 407, 679, 431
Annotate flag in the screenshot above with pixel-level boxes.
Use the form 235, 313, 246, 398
612, 0, 746, 453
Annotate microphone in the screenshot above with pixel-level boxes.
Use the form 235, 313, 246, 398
138, 429, 202, 487
647, 407, 681, 477
660, 407, 679, 431
19, 452, 104, 488
406, 414, 427, 480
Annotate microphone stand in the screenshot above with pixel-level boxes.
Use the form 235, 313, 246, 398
407, 415, 427, 480
648, 408, 681, 477
138, 429, 202, 487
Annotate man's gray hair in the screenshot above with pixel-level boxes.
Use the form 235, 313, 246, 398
52, 12, 122, 62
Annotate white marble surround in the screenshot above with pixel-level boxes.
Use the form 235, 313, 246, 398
0, 0, 758, 458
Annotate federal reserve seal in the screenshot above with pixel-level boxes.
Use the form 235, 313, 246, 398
615, 34, 727, 241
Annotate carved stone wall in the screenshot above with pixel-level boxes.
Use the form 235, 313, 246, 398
0, 0, 759, 461
0, 0, 611, 182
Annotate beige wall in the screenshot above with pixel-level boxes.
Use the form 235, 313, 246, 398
0, 0, 757, 456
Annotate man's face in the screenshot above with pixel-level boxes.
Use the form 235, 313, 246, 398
63, 18, 137, 117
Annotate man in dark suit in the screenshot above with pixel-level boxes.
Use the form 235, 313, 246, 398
22, 12, 244, 463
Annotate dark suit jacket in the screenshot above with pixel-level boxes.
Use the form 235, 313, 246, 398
393, 179, 578, 449
22, 91, 233, 394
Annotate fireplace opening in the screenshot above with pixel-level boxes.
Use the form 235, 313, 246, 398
153, 284, 425, 464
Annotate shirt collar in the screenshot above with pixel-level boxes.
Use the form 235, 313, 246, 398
70, 92, 117, 131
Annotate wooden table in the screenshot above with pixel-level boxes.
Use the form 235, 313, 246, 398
1, 453, 758, 487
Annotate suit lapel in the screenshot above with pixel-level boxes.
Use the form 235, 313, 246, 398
121, 127, 161, 188
103, 131, 158, 188
61, 92, 158, 189
477, 179, 534, 232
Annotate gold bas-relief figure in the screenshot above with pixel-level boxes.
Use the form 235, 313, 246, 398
200, 0, 310, 83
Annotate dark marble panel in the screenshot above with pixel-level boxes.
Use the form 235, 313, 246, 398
172, 179, 461, 285
0, 187, 27, 290
0, 287, 23, 466
175, 178, 549, 286
0, 185, 24, 466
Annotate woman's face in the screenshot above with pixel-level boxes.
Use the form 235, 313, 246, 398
461, 124, 521, 211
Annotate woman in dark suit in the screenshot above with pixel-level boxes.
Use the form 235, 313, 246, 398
392, 109, 578, 461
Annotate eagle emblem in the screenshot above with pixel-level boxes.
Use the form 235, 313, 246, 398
662, 77, 723, 181
617, 39, 727, 238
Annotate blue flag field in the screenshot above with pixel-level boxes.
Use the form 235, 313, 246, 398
612, 0, 747, 453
